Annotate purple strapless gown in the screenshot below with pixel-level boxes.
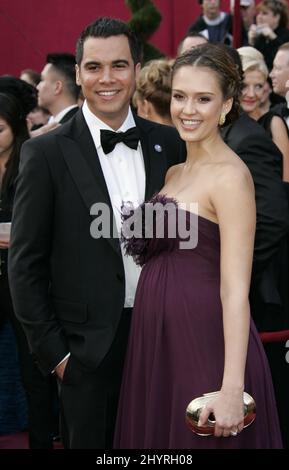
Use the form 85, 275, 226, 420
114, 195, 282, 449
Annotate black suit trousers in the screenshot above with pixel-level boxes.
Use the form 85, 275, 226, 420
59, 307, 132, 449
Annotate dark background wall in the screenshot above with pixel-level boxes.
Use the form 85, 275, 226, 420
0, 0, 234, 76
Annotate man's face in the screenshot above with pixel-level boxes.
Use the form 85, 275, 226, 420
241, 4, 256, 30
270, 50, 289, 97
76, 35, 140, 130
179, 36, 207, 54
202, 0, 220, 20
37, 63, 58, 112
285, 79, 289, 104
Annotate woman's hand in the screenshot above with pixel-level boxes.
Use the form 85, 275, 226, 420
248, 24, 257, 45
198, 389, 244, 437
257, 24, 277, 40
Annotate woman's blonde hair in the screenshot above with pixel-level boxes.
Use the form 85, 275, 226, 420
133, 59, 172, 118
237, 46, 268, 79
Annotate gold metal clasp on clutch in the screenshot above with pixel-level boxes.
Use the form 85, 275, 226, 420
186, 391, 256, 436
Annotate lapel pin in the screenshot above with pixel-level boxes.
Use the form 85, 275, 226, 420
154, 144, 162, 153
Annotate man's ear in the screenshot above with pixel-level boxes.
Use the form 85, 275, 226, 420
75, 64, 81, 86
135, 62, 141, 80
54, 80, 63, 96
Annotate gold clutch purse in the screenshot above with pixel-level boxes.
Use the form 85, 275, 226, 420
186, 391, 256, 436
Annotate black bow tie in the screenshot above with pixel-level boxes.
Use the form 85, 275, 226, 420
100, 127, 140, 155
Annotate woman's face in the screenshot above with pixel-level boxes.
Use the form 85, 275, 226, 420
241, 69, 266, 114
256, 8, 280, 30
0, 117, 14, 158
170, 65, 231, 143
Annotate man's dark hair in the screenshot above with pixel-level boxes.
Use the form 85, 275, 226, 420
76, 16, 142, 66
184, 31, 208, 41
20, 68, 41, 86
47, 52, 80, 100
0, 93, 30, 199
0, 75, 38, 115
178, 31, 208, 54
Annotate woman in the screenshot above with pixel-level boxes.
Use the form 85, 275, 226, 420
248, 0, 289, 70
0, 92, 30, 436
114, 44, 282, 449
133, 59, 173, 126
238, 46, 289, 181
0, 81, 58, 448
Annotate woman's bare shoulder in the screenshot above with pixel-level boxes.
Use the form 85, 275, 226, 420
165, 163, 184, 182
212, 149, 254, 192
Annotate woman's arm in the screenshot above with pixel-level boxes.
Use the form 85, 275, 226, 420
270, 115, 289, 182
199, 161, 256, 437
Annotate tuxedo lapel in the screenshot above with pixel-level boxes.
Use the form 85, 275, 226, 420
58, 111, 121, 256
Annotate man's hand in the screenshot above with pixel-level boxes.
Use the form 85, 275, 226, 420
55, 357, 69, 380
0, 241, 10, 249
30, 122, 61, 138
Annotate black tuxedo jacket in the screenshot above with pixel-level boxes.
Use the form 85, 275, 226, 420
271, 103, 289, 137
59, 106, 79, 124
8, 110, 186, 375
222, 113, 289, 282
222, 114, 289, 330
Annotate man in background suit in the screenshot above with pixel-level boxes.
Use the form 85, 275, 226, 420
37, 52, 80, 125
270, 42, 289, 132
8, 17, 185, 449
222, 113, 289, 293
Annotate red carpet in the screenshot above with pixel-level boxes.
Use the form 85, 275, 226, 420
0, 432, 28, 449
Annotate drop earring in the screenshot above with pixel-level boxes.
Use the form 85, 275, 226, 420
219, 112, 226, 126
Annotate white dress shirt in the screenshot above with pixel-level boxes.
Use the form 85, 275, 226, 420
48, 104, 78, 124
82, 100, 145, 307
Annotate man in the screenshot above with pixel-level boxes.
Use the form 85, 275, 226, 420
270, 42, 289, 131
8, 17, 185, 449
230, 0, 256, 32
177, 32, 208, 55
188, 0, 233, 45
37, 52, 80, 124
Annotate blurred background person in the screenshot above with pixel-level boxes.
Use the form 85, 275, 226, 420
133, 59, 173, 126
20, 69, 40, 88
0, 92, 29, 439
19, 68, 51, 133
177, 31, 208, 55
0, 77, 59, 448
258, 78, 272, 115
270, 42, 289, 129
248, 0, 289, 70
26, 106, 50, 131
231, 0, 256, 41
37, 52, 80, 125
238, 46, 289, 181
187, 0, 233, 45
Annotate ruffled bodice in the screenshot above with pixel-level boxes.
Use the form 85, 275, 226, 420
122, 193, 220, 267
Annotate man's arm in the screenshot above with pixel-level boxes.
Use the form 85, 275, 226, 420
8, 139, 69, 375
